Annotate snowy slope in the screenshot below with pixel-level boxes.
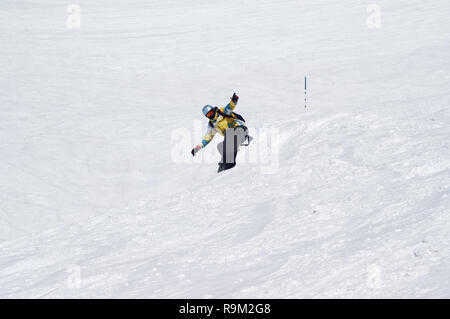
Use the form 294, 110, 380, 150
0, 0, 449, 298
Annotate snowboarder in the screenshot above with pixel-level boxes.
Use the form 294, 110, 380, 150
191, 93, 251, 173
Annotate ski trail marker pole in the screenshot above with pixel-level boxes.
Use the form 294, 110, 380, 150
304, 76, 307, 108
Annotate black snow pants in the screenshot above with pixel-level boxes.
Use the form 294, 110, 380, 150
217, 125, 249, 172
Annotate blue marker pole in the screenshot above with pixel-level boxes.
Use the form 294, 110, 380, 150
304, 76, 307, 108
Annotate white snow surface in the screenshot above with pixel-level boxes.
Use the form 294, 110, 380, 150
0, 0, 449, 298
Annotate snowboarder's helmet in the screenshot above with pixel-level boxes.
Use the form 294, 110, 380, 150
202, 105, 215, 119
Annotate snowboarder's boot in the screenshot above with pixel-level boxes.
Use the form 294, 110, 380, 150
243, 135, 253, 146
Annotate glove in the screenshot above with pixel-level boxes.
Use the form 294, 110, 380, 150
191, 145, 202, 156
231, 93, 239, 104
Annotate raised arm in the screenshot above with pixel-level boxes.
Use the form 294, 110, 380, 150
222, 93, 239, 115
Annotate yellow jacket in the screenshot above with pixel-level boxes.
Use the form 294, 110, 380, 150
199, 99, 245, 148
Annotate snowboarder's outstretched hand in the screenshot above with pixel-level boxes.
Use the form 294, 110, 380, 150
231, 93, 239, 104
191, 145, 202, 156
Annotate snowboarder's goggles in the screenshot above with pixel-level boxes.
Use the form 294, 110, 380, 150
206, 109, 215, 118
